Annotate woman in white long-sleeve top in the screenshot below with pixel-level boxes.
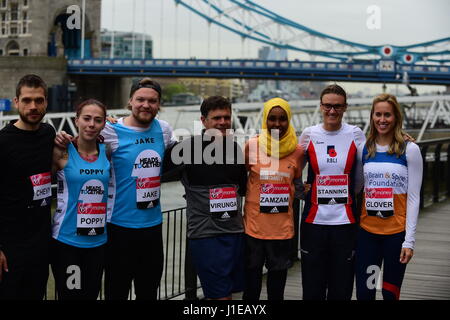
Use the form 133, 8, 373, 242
354, 93, 423, 300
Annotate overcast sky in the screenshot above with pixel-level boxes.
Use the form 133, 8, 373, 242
100, 0, 450, 93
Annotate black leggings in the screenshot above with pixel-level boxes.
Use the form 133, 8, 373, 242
355, 228, 407, 300
300, 222, 357, 300
104, 223, 164, 300
243, 235, 291, 301
51, 239, 105, 300
0, 247, 49, 300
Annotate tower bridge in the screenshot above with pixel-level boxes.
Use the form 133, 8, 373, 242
67, 58, 450, 85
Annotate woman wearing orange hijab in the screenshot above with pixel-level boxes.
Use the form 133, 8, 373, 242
243, 98, 304, 300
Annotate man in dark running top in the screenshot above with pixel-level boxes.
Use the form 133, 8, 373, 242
0, 74, 55, 300
168, 96, 247, 300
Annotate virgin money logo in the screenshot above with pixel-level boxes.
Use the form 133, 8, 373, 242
137, 180, 146, 189
30, 173, 51, 186
31, 175, 41, 185
78, 203, 90, 214
261, 184, 274, 194
366, 188, 376, 198
210, 189, 223, 199
317, 176, 331, 186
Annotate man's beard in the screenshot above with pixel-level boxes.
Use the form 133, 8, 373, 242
133, 110, 157, 126
19, 111, 45, 125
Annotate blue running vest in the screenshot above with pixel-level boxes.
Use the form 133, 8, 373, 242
108, 120, 165, 228
52, 143, 110, 248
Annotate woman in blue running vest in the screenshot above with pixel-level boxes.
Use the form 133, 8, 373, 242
51, 99, 110, 300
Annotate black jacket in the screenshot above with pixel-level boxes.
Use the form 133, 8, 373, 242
0, 122, 55, 250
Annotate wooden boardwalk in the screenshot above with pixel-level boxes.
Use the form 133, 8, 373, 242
254, 199, 450, 300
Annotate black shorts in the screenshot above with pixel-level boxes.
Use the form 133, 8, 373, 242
104, 223, 164, 300
244, 234, 292, 271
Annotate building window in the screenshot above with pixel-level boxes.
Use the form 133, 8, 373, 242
22, 11, 26, 20
1, 12, 6, 22
10, 25, 17, 34
23, 48, 28, 56
23, 0, 28, 7
6, 40, 19, 55
22, 23, 26, 34
10, 3, 18, 21
1, 0, 6, 9
0, 49, 3, 55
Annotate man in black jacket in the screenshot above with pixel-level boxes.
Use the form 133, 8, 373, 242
0, 75, 55, 300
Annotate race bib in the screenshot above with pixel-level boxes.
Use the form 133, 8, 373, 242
316, 174, 349, 205
209, 187, 238, 219
132, 150, 162, 209
136, 176, 161, 209
259, 183, 289, 214
30, 172, 52, 206
77, 202, 107, 235
365, 187, 394, 218
77, 179, 106, 236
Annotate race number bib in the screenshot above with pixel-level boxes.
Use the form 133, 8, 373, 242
316, 174, 349, 205
259, 183, 289, 214
209, 187, 238, 219
365, 188, 394, 218
132, 150, 162, 209
136, 176, 161, 209
77, 179, 106, 236
30, 172, 52, 206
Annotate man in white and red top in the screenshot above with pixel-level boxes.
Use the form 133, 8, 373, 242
299, 84, 365, 300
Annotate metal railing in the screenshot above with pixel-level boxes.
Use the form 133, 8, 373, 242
417, 137, 450, 208
2, 95, 449, 142
159, 206, 191, 300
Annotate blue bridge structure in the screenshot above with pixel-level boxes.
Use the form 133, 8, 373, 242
68, 58, 450, 84
171, 0, 449, 66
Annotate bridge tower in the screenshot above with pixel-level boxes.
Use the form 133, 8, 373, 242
0, 0, 101, 110
0, 0, 101, 58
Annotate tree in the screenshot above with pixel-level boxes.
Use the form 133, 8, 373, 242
162, 83, 188, 103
